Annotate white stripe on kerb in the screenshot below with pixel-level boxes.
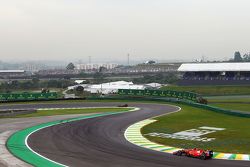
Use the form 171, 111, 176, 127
242, 155, 250, 160
38, 107, 139, 111
199, 126, 225, 131
25, 125, 69, 167
221, 154, 232, 159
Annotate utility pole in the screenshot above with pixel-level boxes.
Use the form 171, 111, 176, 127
127, 53, 130, 66
89, 56, 92, 64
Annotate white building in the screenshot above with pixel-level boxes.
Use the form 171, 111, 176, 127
145, 83, 163, 89
67, 81, 147, 94
74, 80, 86, 84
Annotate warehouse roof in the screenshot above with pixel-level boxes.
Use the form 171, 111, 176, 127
178, 63, 250, 72
0, 70, 25, 73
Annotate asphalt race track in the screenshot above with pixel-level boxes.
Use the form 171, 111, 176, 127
2, 102, 250, 167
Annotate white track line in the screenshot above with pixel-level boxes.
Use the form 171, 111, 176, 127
25, 107, 139, 167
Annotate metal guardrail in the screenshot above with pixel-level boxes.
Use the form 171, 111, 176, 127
0, 109, 37, 116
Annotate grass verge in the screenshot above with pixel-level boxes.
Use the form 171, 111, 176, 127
141, 104, 250, 154
206, 95, 250, 103
210, 103, 250, 112
0, 107, 131, 118
161, 85, 250, 96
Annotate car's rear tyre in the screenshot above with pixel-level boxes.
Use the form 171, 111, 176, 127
200, 153, 206, 160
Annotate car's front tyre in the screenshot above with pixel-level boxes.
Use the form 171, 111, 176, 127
176, 151, 183, 156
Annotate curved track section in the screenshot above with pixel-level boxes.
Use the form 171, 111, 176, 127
4, 102, 250, 167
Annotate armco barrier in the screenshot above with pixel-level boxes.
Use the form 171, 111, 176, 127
87, 96, 250, 118
118, 89, 198, 101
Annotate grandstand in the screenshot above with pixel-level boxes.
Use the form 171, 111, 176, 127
178, 63, 250, 85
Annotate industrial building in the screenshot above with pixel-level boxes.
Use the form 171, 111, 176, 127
0, 70, 26, 78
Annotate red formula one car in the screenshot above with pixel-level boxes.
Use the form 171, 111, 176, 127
173, 148, 213, 160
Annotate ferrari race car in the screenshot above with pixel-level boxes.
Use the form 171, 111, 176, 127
173, 148, 213, 160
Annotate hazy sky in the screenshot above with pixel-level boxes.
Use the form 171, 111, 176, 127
1, 0, 250, 63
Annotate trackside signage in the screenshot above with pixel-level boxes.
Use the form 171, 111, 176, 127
145, 126, 225, 142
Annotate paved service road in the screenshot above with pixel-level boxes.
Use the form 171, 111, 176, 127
3, 102, 250, 167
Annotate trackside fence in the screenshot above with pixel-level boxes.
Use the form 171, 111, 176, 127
0, 91, 249, 118
0, 92, 58, 101
118, 89, 198, 101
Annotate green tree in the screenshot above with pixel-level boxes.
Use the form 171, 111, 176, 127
10, 80, 19, 89
66, 62, 75, 70
79, 72, 88, 77
234, 51, 243, 62
20, 81, 33, 89
243, 53, 250, 62
32, 77, 40, 88
93, 72, 105, 83
32, 77, 39, 83
47, 80, 60, 88
99, 66, 107, 73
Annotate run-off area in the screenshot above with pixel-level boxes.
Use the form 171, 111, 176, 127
142, 103, 250, 154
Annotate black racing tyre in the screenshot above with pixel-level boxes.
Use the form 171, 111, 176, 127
176, 151, 182, 156
200, 153, 206, 160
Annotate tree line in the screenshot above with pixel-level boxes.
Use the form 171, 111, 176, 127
229, 51, 250, 62
0, 78, 74, 93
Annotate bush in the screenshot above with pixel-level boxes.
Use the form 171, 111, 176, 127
196, 97, 208, 104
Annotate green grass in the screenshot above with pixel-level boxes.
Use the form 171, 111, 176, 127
161, 85, 250, 96
142, 104, 250, 154
207, 97, 250, 103
0, 100, 87, 105
211, 103, 250, 112
1, 107, 131, 118
206, 95, 250, 112
0, 99, 114, 106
